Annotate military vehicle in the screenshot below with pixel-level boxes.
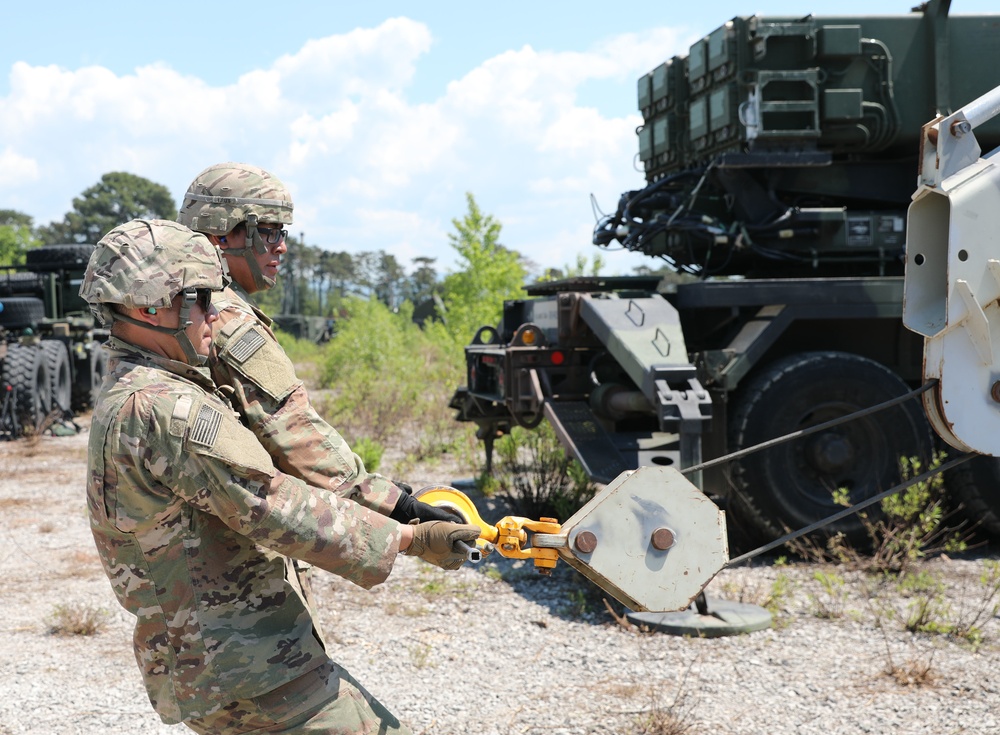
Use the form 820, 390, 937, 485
450, 0, 1000, 545
0, 243, 108, 437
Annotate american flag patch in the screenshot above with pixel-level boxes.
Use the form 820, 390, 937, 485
190, 404, 223, 447
228, 328, 267, 363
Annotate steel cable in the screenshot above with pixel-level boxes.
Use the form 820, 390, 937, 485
725, 452, 972, 568
680, 380, 939, 476
668, 379, 967, 565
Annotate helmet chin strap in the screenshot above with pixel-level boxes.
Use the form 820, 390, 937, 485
172, 289, 206, 365
111, 289, 207, 366
221, 214, 276, 291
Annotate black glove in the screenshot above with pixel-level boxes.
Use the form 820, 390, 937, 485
406, 520, 482, 570
389, 490, 464, 524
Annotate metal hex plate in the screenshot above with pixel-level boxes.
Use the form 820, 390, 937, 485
556, 465, 728, 612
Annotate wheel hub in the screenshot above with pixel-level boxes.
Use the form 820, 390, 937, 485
807, 432, 856, 475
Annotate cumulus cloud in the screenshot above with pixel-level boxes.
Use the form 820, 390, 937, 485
0, 19, 687, 274
0, 147, 40, 188
273, 17, 432, 101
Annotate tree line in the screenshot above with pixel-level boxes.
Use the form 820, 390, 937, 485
2, 172, 549, 335
2, 170, 677, 332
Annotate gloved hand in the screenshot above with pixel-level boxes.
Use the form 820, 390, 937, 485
389, 486, 464, 524
406, 520, 482, 570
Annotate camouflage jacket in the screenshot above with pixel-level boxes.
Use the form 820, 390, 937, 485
87, 338, 404, 724
208, 284, 403, 515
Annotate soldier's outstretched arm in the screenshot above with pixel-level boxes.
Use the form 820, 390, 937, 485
209, 298, 407, 517
132, 387, 406, 588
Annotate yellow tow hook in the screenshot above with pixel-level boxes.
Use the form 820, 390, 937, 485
414, 485, 562, 573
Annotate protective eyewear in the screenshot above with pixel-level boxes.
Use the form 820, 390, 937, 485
192, 288, 213, 311
257, 226, 288, 245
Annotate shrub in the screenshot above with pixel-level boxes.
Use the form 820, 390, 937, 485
352, 437, 384, 473
485, 422, 596, 521
46, 603, 108, 636
316, 297, 469, 467
860, 453, 970, 574
789, 452, 971, 574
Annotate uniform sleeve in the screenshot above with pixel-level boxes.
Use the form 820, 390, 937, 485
209, 304, 403, 516
137, 387, 403, 590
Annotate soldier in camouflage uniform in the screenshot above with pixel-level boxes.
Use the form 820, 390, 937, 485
177, 162, 453, 528
81, 219, 481, 734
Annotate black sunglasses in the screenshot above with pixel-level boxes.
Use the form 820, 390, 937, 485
257, 226, 288, 245
195, 288, 213, 311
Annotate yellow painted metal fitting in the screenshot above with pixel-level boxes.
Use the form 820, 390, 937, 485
414, 486, 563, 566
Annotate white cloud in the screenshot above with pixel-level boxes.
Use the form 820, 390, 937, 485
273, 17, 432, 101
0, 19, 687, 274
0, 147, 40, 188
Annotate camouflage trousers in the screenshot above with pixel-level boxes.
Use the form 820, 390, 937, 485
184, 660, 412, 735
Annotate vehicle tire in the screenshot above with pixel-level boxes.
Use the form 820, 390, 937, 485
25, 243, 95, 272
0, 296, 45, 330
944, 456, 1000, 539
87, 343, 109, 408
727, 351, 933, 547
41, 340, 72, 416
1, 342, 52, 431
0, 272, 45, 297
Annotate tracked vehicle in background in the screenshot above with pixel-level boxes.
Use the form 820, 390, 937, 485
0, 243, 108, 438
450, 0, 1000, 545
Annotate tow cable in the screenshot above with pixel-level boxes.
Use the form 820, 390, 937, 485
417, 378, 969, 631
671, 379, 973, 567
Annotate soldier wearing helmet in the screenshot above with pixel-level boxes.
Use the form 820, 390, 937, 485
82, 219, 479, 734
80, 218, 224, 366
178, 163, 453, 526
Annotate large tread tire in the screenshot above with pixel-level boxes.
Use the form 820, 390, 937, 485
0, 272, 45, 298
41, 340, 72, 416
72, 341, 105, 412
87, 343, 109, 410
944, 457, 1000, 539
25, 243, 95, 272
1, 343, 51, 431
727, 351, 933, 546
0, 296, 45, 330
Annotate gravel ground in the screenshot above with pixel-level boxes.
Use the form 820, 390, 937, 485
2, 420, 999, 735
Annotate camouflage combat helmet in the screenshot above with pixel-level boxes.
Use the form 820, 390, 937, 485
79, 219, 227, 366
177, 162, 293, 291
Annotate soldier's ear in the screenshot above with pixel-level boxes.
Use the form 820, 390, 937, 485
131, 305, 160, 325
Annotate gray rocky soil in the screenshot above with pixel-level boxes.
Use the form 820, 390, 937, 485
1, 418, 998, 735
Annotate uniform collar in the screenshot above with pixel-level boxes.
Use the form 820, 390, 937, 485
106, 336, 217, 390
225, 282, 274, 327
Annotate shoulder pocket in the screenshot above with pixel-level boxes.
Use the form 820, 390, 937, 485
182, 398, 277, 477
217, 322, 299, 402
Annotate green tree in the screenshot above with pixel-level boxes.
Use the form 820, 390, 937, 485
326, 251, 357, 300
539, 252, 606, 282
437, 193, 527, 344
38, 172, 177, 244
0, 209, 39, 267
407, 256, 438, 303
374, 251, 406, 310
0, 210, 34, 228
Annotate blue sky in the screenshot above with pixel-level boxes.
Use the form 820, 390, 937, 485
2, 1, 997, 277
